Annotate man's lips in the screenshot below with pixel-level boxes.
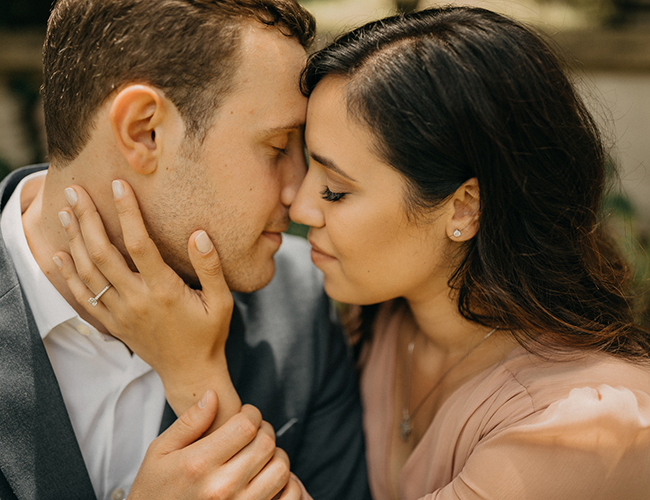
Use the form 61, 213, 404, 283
262, 231, 283, 244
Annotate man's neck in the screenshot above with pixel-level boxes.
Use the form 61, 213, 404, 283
21, 169, 111, 334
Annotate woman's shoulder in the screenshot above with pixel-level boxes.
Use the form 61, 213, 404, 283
430, 348, 650, 495
498, 347, 650, 412
441, 346, 650, 443
432, 350, 650, 500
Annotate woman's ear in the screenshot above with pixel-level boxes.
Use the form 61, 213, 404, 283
447, 177, 480, 241
109, 85, 167, 175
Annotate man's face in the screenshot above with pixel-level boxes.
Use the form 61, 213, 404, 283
143, 24, 308, 292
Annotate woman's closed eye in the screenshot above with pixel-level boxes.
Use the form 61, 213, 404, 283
321, 186, 347, 202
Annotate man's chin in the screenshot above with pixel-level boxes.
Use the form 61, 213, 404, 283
223, 259, 276, 294
171, 252, 276, 294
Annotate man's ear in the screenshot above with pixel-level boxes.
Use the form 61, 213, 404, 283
109, 85, 168, 175
447, 177, 480, 241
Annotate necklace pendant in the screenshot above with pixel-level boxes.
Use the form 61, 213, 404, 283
400, 416, 412, 441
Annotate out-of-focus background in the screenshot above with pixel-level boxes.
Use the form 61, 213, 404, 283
1, 0, 648, 321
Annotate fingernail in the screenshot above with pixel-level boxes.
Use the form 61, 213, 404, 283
198, 390, 210, 409
58, 211, 71, 228
112, 180, 124, 200
64, 187, 78, 207
52, 255, 63, 269
195, 231, 213, 255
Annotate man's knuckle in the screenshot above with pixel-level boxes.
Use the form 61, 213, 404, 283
261, 420, 276, 438
274, 458, 291, 485
236, 415, 258, 442
263, 455, 290, 492
241, 404, 262, 423
203, 480, 233, 500
259, 427, 275, 445
275, 447, 289, 464
186, 455, 209, 480
260, 435, 277, 459
153, 288, 175, 306
176, 412, 197, 435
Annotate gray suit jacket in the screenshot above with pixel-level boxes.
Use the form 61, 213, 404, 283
0, 165, 369, 500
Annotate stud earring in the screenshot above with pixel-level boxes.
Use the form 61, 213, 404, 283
453, 229, 461, 238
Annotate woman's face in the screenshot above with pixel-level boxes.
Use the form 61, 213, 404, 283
290, 76, 455, 305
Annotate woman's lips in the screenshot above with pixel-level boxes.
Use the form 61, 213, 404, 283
309, 239, 336, 263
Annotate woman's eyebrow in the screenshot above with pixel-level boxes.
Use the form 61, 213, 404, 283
310, 152, 357, 182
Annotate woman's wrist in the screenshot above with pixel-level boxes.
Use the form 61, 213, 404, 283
160, 353, 242, 427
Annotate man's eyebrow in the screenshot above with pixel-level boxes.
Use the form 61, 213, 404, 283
260, 122, 305, 138
310, 152, 357, 182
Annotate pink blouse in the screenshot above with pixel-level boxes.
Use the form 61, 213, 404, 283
361, 306, 650, 500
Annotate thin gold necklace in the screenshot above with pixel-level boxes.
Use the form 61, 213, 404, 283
400, 325, 499, 441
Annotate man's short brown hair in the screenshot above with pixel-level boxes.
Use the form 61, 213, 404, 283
42, 0, 315, 165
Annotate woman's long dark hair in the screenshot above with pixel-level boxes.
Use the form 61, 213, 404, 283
301, 6, 650, 360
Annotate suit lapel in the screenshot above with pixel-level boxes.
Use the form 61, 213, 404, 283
0, 167, 95, 500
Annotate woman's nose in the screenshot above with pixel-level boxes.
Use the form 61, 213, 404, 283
289, 169, 325, 228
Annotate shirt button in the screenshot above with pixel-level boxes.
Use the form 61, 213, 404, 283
76, 324, 91, 336
111, 488, 125, 500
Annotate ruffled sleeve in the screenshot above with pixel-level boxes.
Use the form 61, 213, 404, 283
423, 385, 650, 500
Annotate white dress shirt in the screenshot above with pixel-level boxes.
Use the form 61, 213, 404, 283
1, 171, 166, 500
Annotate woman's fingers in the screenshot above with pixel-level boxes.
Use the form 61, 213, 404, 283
111, 180, 175, 287
188, 230, 234, 314
52, 250, 114, 327
58, 205, 119, 308
64, 181, 223, 308
61, 185, 134, 291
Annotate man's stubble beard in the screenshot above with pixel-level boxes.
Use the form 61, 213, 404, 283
138, 195, 278, 294
127, 141, 280, 294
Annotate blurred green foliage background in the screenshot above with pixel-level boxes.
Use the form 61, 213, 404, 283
0, 0, 648, 326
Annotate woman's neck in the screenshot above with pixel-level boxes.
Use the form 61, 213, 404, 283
401, 287, 521, 377
404, 287, 487, 354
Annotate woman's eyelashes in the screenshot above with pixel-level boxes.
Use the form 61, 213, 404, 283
321, 186, 347, 202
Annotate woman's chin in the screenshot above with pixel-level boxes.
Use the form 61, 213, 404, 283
322, 278, 352, 304
322, 278, 385, 306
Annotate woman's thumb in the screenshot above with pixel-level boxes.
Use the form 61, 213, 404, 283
189, 230, 233, 309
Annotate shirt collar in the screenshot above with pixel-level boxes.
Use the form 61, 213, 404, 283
0, 171, 79, 339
